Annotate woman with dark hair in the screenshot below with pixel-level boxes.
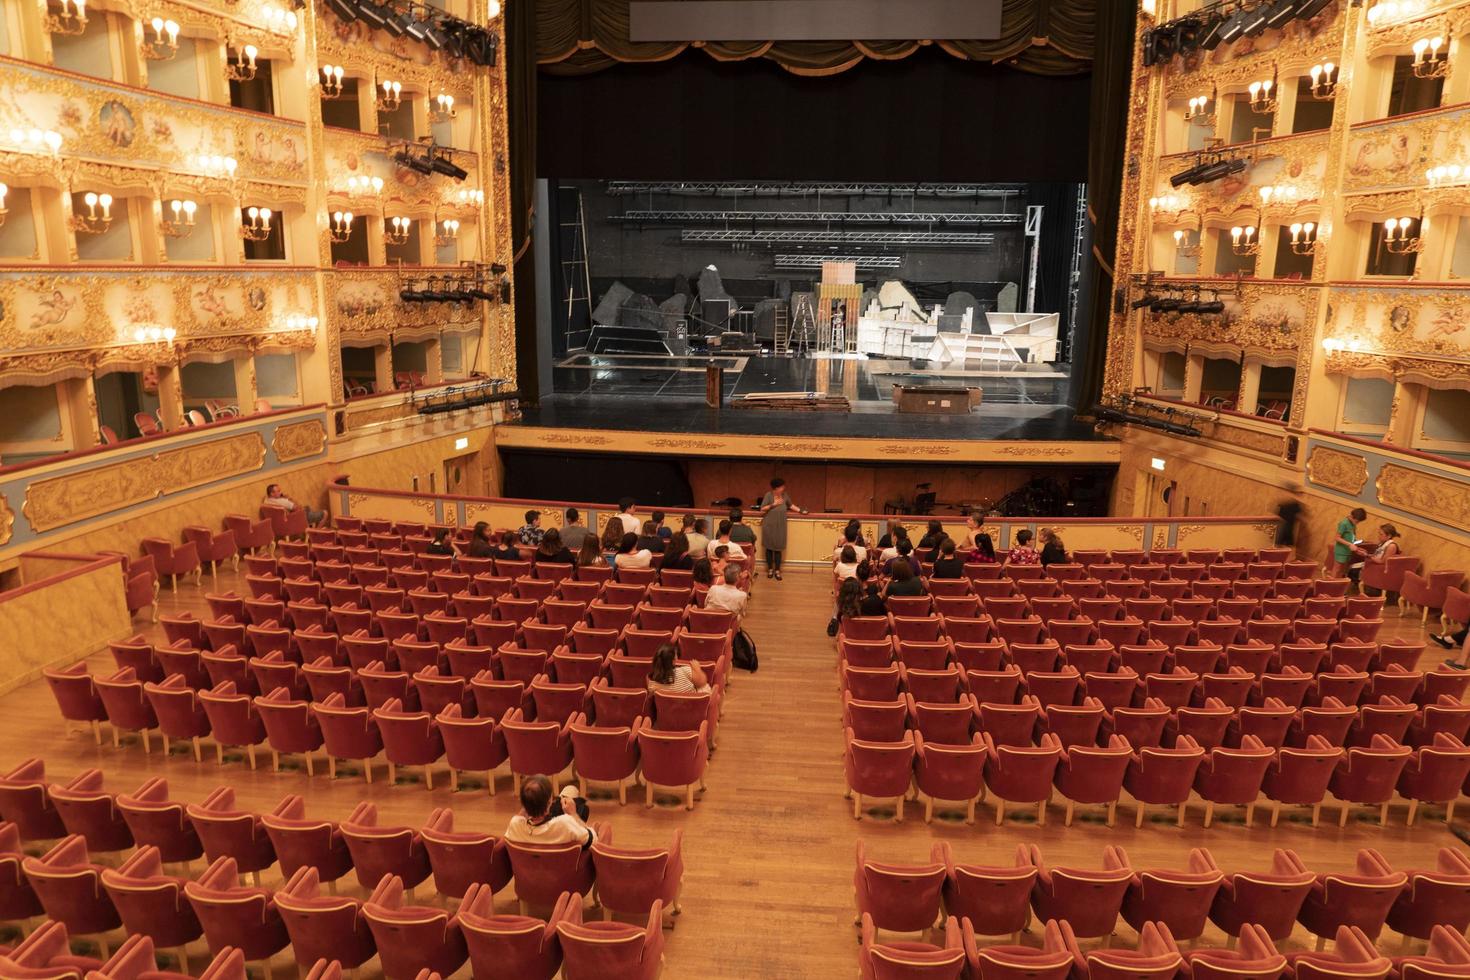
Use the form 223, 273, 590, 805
884, 559, 927, 598
1039, 528, 1069, 567
1355, 523, 1401, 591
692, 556, 713, 586
465, 521, 494, 558
919, 519, 946, 551
601, 517, 625, 565
504, 773, 596, 847
757, 477, 806, 581
647, 642, 709, 694
636, 520, 666, 554
833, 577, 863, 631
534, 527, 572, 566
931, 539, 964, 578
427, 528, 454, 556
661, 532, 694, 572
967, 532, 997, 564
575, 535, 602, 567
1006, 529, 1041, 566
614, 532, 652, 570
490, 531, 521, 562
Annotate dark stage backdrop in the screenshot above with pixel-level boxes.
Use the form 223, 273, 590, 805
501, 450, 697, 508
537, 47, 1090, 182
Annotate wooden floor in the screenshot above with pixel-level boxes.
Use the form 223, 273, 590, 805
1, 563, 1460, 978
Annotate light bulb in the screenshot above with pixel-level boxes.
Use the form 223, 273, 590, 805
1249, 82, 1261, 97
170, 199, 182, 216
183, 200, 196, 216
1324, 61, 1334, 75
261, 207, 272, 222
84, 191, 97, 207
151, 16, 163, 31
134, 328, 147, 342
248, 206, 259, 219
487, 0, 499, 14
0, 182, 7, 205
1385, 218, 1398, 231
1290, 222, 1302, 235
1303, 222, 1315, 234
164, 19, 177, 39
162, 327, 176, 341
1414, 38, 1429, 56
245, 44, 258, 62
1231, 226, 1243, 240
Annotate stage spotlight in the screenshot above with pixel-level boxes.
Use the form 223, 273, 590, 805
1131, 294, 1156, 310
383, 10, 413, 35
1177, 17, 1203, 53
1217, 7, 1252, 44
1197, 299, 1225, 314
1170, 163, 1205, 187
468, 284, 495, 301
1263, 0, 1301, 29
1240, 4, 1271, 37
1194, 158, 1247, 184
404, 14, 430, 40
356, 0, 389, 28
424, 20, 448, 49
399, 283, 422, 302
465, 28, 497, 66
490, 263, 507, 275
1198, 11, 1226, 49
430, 151, 468, 181
1296, 0, 1332, 16
1154, 297, 1182, 312
323, 0, 358, 21
394, 148, 435, 176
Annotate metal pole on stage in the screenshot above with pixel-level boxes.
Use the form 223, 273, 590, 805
1025, 203, 1044, 314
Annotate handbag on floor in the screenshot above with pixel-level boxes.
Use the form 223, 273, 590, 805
732, 628, 759, 672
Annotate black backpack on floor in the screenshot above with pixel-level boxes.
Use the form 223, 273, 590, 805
732, 628, 759, 672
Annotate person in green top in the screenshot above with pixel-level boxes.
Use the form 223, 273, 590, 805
1330, 507, 1367, 578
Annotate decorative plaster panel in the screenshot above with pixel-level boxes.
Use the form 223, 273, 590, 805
1306, 445, 1371, 495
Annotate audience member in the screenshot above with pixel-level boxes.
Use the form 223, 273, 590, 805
1039, 528, 1069, 567
559, 508, 591, 551
600, 518, 625, 558
859, 580, 887, 617
710, 545, 731, 581
833, 545, 861, 583
967, 532, 997, 564
728, 508, 758, 550
504, 775, 596, 847
833, 524, 867, 563
616, 498, 641, 536
711, 520, 746, 560
426, 528, 454, 556
490, 533, 521, 562
1331, 507, 1368, 578
706, 565, 749, 620
575, 535, 602, 568
931, 539, 964, 578
829, 577, 863, 635
878, 525, 908, 562
651, 510, 672, 541
661, 532, 694, 571
757, 477, 805, 581
918, 519, 946, 551
516, 510, 545, 547
614, 532, 652, 569
464, 521, 494, 558
884, 560, 927, 598
1354, 523, 1401, 590
263, 483, 325, 526
534, 528, 573, 566
1432, 624, 1468, 651
647, 642, 710, 694
885, 540, 921, 578
1006, 529, 1041, 565
692, 557, 714, 587
636, 520, 667, 554
684, 515, 710, 557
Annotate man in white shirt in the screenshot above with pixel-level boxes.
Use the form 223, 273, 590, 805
262, 483, 325, 526
706, 565, 749, 620
503, 777, 596, 847
616, 497, 641, 536
709, 519, 746, 559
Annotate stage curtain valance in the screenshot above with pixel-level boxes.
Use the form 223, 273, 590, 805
536, 0, 1095, 76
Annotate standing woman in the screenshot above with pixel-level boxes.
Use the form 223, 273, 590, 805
758, 477, 807, 581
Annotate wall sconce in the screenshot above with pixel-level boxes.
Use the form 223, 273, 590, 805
434, 218, 459, 245
385, 215, 411, 245
261, 5, 297, 32
194, 154, 238, 178
1367, 0, 1427, 26
1413, 36, 1449, 78
320, 64, 345, 99
159, 198, 197, 237
45, 0, 86, 35
1149, 194, 1185, 212
1322, 337, 1363, 354
0, 183, 8, 227
1247, 72, 1278, 114
1309, 61, 1338, 100
132, 325, 177, 345
1184, 88, 1216, 126
432, 93, 456, 122
283, 314, 318, 332
329, 210, 354, 243
1173, 226, 1202, 258
7, 128, 63, 154
376, 78, 402, 112
1230, 222, 1261, 256
226, 44, 259, 81
1259, 184, 1297, 208
1427, 163, 1468, 187
1288, 221, 1321, 254
239, 205, 273, 240
345, 175, 384, 196
70, 192, 114, 234
142, 17, 180, 59
457, 188, 483, 207
1383, 215, 1424, 254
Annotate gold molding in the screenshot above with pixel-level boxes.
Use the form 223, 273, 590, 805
270, 418, 327, 463
22, 431, 266, 532
1210, 423, 1288, 457
1305, 445, 1370, 496
1376, 463, 1470, 532
0, 494, 13, 546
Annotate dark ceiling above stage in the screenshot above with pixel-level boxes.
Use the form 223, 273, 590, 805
537, 47, 1091, 183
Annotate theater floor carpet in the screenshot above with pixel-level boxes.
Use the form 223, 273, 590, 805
0, 565, 1455, 978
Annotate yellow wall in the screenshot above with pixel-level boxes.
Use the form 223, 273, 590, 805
0, 558, 130, 692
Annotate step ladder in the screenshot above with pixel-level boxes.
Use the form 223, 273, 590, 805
773, 305, 790, 354
791, 295, 816, 354
557, 185, 593, 342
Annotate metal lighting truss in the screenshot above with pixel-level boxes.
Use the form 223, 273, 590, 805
611, 209, 1024, 225
604, 181, 1024, 197
772, 254, 902, 269
680, 229, 996, 247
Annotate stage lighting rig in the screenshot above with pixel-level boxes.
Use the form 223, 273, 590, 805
322, 0, 497, 65
1171, 146, 1248, 188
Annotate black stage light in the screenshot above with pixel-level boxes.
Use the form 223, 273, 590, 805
1197, 299, 1225, 314
443, 26, 466, 58
395, 149, 435, 175
1177, 300, 1200, 314
490, 263, 507, 275
499, 279, 511, 304
1217, 8, 1252, 44
1154, 25, 1178, 61
404, 14, 430, 40
1170, 162, 1205, 187
465, 29, 497, 66
384, 10, 413, 35
424, 21, 448, 49
1240, 4, 1271, 37
399, 284, 422, 302
1177, 17, 1203, 53
430, 152, 469, 181
1131, 294, 1156, 310
1155, 297, 1182, 312
323, 0, 358, 21
356, 0, 389, 28
1295, 0, 1333, 16
469, 285, 495, 301
1263, 0, 1301, 29
1191, 157, 1246, 184
1199, 11, 1226, 49
1142, 28, 1159, 66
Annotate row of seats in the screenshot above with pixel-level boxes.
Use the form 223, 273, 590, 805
842, 722, 1467, 827
853, 842, 1469, 949
866, 589, 1387, 622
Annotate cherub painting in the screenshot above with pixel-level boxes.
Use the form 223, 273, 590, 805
99, 100, 135, 148
29, 289, 75, 328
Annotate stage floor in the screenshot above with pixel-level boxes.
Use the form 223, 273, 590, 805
537, 354, 1102, 442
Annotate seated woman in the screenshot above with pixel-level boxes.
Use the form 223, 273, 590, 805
966, 532, 997, 564
427, 528, 455, 556
692, 556, 714, 587
636, 520, 667, 554
884, 559, 927, 599
931, 539, 965, 578
1039, 528, 1069, 567
575, 535, 603, 567
504, 774, 596, 847
1354, 523, 1401, 591
1006, 529, 1040, 566
884, 540, 922, 579
615, 532, 653, 570
647, 642, 710, 694
463, 521, 495, 558
534, 527, 573, 566
489, 532, 522, 562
